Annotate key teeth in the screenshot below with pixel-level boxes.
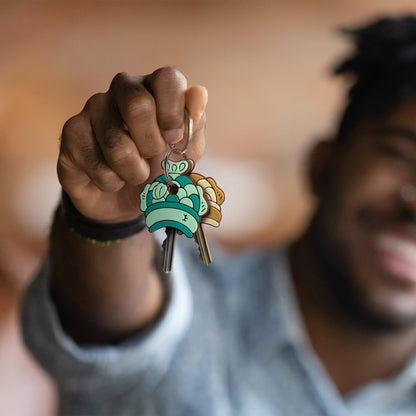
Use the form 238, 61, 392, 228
198, 251, 211, 266
197, 244, 211, 265
196, 246, 205, 263
194, 229, 212, 266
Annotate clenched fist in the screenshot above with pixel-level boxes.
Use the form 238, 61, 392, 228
57, 67, 208, 223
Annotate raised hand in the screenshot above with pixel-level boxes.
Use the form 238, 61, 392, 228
57, 67, 208, 223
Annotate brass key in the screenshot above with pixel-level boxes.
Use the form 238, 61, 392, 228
194, 225, 212, 266
139, 110, 223, 271
188, 173, 225, 266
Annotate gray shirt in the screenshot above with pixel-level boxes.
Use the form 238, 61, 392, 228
22, 241, 416, 415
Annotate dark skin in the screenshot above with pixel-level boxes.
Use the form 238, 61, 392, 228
52, 68, 207, 343
53, 67, 416, 395
292, 99, 416, 394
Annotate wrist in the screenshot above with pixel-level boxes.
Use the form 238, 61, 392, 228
60, 190, 146, 245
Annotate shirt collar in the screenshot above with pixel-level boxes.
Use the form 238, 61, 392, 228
272, 249, 416, 412
271, 249, 311, 351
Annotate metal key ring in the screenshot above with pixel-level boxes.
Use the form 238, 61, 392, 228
178, 108, 193, 154
163, 109, 193, 187
163, 147, 191, 187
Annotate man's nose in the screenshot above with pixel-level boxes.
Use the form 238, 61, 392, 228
399, 184, 416, 219
400, 184, 416, 203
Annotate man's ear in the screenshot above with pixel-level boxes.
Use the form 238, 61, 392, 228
307, 138, 336, 198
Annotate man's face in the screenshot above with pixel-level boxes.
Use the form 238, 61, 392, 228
315, 99, 416, 331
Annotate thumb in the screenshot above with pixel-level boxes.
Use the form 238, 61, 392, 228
185, 85, 208, 128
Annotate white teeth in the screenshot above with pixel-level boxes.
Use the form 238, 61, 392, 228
377, 234, 416, 264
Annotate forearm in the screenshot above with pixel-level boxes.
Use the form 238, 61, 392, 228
49, 208, 164, 344
47, 68, 206, 345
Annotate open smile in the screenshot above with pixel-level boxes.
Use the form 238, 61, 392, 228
374, 231, 416, 285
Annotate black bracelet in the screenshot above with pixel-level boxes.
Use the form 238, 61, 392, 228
60, 190, 146, 245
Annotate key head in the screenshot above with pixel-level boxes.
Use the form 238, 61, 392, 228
188, 173, 225, 227
140, 167, 208, 237
162, 158, 194, 180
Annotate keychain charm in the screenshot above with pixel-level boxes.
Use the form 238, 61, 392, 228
139, 110, 225, 273
140, 157, 208, 238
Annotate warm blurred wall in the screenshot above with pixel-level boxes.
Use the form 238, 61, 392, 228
2, 1, 416, 414
2, 0, 416, 249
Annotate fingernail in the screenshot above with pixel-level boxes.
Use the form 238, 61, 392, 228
162, 128, 183, 144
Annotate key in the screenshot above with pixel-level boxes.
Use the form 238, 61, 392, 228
139, 111, 217, 271
140, 159, 209, 272
194, 225, 212, 266
188, 173, 225, 266
188, 173, 225, 228
162, 227, 177, 273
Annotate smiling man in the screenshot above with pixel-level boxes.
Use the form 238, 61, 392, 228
21, 15, 416, 416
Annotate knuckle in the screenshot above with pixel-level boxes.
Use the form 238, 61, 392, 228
93, 169, 124, 192
61, 114, 83, 141
108, 151, 150, 186
56, 153, 75, 185
106, 146, 134, 167
60, 117, 96, 169
101, 127, 124, 149
153, 66, 186, 87
57, 152, 74, 171
110, 72, 130, 90
82, 144, 103, 171
125, 92, 154, 121
84, 92, 106, 113
110, 72, 145, 101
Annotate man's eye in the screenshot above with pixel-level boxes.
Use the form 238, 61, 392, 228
379, 143, 414, 164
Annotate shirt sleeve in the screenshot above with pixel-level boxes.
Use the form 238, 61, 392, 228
20, 249, 193, 401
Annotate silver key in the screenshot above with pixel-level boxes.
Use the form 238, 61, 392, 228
194, 225, 212, 266
162, 227, 177, 273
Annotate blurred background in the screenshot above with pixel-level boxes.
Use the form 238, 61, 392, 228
1, 0, 416, 414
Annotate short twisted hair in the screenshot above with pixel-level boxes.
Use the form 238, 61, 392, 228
334, 15, 416, 141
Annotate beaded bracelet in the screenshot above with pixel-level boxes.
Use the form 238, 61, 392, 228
60, 190, 146, 246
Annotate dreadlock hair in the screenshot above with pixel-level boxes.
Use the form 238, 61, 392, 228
334, 15, 416, 142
